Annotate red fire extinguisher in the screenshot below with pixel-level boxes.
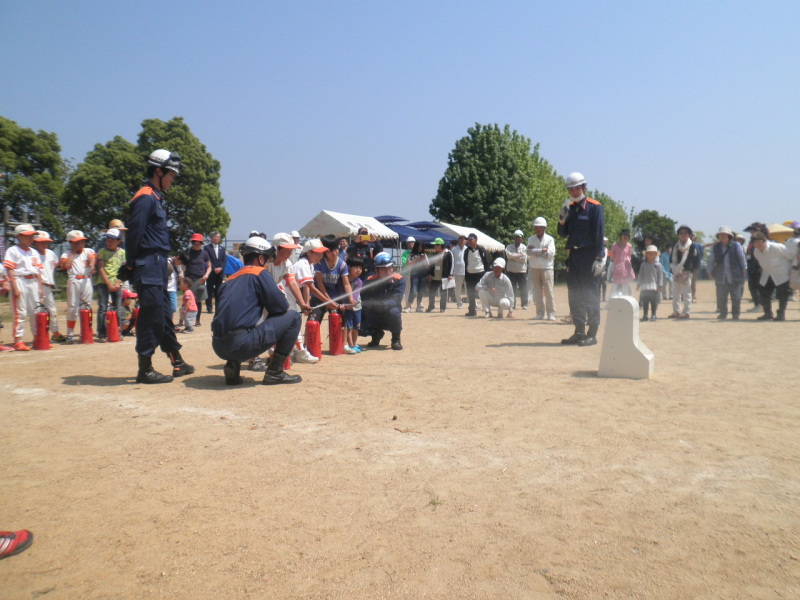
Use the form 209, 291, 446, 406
131, 307, 140, 333
34, 304, 51, 351
79, 302, 93, 344
305, 319, 322, 360
328, 310, 343, 356
106, 309, 120, 343
283, 354, 292, 371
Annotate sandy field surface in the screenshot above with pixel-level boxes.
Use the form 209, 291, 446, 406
1, 279, 799, 599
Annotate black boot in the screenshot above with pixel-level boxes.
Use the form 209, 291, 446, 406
561, 330, 585, 345
169, 351, 195, 377
262, 353, 302, 385
367, 330, 384, 347
136, 355, 173, 384
224, 360, 243, 385
391, 336, 403, 351
579, 328, 598, 346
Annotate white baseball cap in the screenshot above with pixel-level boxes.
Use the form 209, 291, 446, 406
34, 230, 53, 242
106, 228, 121, 239
67, 230, 88, 242
302, 239, 326, 254
14, 224, 36, 236
493, 257, 506, 269
290, 230, 300, 238
272, 232, 301, 249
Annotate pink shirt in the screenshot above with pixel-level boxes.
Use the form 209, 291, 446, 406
609, 241, 635, 284
182, 289, 198, 312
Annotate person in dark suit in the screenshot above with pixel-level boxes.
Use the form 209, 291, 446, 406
204, 232, 226, 314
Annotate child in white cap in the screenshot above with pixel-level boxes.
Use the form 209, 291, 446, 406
637, 245, 663, 321
60, 230, 96, 343
3, 224, 43, 351
33, 231, 66, 342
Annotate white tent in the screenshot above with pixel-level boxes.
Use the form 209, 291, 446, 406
299, 210, 399, 240
432, 222, 506, 252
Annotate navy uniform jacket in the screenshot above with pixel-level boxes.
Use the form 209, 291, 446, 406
557, 196, 605, 261
211, 266, 288, 339
346, 240, 384, 275
361, 272, 405, 312
204, 243, 227, 271
126, 184, 171, 268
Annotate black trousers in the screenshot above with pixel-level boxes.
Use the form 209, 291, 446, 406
205, 271, 224, 312
465, 271, 483, 313
133, 253, 181, 359
566, 249, 600, 335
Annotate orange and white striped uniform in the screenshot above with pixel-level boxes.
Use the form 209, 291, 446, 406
37, 247, 61, 333
3, 245, 42, 343
60, 248, 95, 323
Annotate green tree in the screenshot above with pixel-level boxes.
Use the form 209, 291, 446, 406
430, 123, 536, 241
631, 209, 677, 249
64, 117, 230, 249
0, 116, 67, 236
136, 117, 229, 246
594, 190, 631, 244
62, 136, 141, 238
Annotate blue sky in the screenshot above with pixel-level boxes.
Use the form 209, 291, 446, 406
3, 1, 798, 243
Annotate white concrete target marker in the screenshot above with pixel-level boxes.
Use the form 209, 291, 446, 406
598, 296, 654, 379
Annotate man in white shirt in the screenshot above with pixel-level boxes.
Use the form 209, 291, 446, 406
476, 258, 515, 319
505, 229, 528, 311
751, 231, 794, 321
450, 236, 467, 309
527, 217, 557, 320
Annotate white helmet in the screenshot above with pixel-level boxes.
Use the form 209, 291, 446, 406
147, 149, 182, 174
565, 172, 586, 189
406, 236, 416, 243
533, 217, 547, 228
241, 236, 272, 256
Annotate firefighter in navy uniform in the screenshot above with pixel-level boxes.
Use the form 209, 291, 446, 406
557, 172, 606, 347
124, 149, 194, 383
211, 237, 302, 386
359, 252, 405, 350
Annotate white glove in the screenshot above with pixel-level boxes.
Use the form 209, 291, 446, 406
592, 255, 607, 277
557, 199, 571, 225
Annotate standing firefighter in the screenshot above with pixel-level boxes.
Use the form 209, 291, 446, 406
124, 149, 194, 383
557, 172, 606, 347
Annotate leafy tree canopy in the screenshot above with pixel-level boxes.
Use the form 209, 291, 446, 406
0, 116, 67, 236
631, 209, 678, 250
430, 122, 629, 266
64, 117, 230, 249
430, 124, 537, 242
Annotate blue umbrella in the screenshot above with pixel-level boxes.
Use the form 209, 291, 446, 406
406, 220, 441, 230
374, 215, 408, 224
386, 224, 456, 245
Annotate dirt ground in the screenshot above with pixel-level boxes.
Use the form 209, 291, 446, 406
1, 280, 799, 599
